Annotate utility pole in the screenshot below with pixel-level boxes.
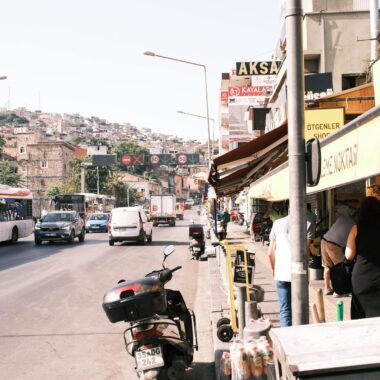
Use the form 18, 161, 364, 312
370, 0, 379, 63
286, 0, 309, 325
96, 166, 100, 195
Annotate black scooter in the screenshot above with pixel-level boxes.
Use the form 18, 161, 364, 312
102, 245, 198, 380
189, 224, 205, 260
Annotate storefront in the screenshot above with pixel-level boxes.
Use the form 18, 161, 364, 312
248, 104, 380, 221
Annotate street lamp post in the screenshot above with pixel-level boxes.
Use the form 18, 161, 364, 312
144, 51, 212, 168
177, 110, 215, 158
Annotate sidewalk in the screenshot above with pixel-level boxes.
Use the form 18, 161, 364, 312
206, 222, 352, 378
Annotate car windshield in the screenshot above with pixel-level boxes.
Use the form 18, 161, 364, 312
89, 214, 108, 221
43, 213, 74, 222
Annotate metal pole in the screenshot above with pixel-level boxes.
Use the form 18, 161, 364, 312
236, 285, 247, 336
96, 166, 100, 195
127, 187, 130, 207
370, 0, 379, 63
286, 0, 309, 325
81, 165, 85, 193
203, 66, 212, 169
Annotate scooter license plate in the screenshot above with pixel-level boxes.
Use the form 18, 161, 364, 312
135, 346, 164, 371
193, 247, 201, 252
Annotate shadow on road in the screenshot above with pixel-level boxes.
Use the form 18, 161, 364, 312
150, 240, 189, 246
0, 237, 107, 272
188, 361, 216, 380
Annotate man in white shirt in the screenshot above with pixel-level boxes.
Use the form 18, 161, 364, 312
268, 215, 292, 327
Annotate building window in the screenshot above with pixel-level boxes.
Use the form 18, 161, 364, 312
342, 74, 366, 91
40, 160, 48, 169
19, 146, 25, 154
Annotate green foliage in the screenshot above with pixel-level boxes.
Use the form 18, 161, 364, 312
112, 141, 149, 175
105, 175, 137, 207
45, 184, 64, 197
0, 160, 24, 186
0, 113, 29, 126
44, 156, 138, 207
88, 137, 109, 148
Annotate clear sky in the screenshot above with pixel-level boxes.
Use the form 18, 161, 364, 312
0, 0, 280, 140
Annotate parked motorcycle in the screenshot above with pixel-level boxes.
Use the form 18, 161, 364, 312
189, 224, 205, 260
216, 219, 227, 240
255, 218, 273, 245
102, 245, 198, 380
237, 212, 245, 226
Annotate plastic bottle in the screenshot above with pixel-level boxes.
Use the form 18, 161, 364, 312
337, 300, 344, 321
220, 351, 232, 379
259, 342, 273, 375
230, 338, 244, 380
248, 342, 265, 379
236, 346, 250, 380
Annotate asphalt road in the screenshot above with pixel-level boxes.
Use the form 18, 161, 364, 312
0, 209, 215, 380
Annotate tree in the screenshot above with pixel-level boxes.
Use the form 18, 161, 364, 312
112, 141, 149, 175
105, 175, 137, 207
0, 160, 24, 187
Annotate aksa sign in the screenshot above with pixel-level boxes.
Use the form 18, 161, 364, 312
304, 108, 345, 141
236, 61, 281, 76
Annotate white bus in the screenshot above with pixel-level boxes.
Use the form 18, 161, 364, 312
0, 184, 34, 243
50, 193, 116, 217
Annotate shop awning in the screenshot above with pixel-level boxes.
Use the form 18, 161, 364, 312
209, 125, 288, 196
248, 104, 380, 201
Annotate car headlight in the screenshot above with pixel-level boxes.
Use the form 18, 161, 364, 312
101, 223, 107, 226
62, 225, 71, 230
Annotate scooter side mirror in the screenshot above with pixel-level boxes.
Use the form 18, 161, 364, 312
163, 245, 175, 257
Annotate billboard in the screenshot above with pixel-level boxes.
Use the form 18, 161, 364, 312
236, 61, 282, 76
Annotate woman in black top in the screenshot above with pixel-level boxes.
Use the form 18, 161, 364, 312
345, 196, 380, 319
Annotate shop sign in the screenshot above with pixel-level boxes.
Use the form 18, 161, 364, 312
304, 72, 333, 101
304, 108, 345, 141
220, 91, 228, 103
251, 75, 276, 87
248, 113, 380, 201
229, 96, 268, 107
228, 86, 272, 97
236, 61, 282, 76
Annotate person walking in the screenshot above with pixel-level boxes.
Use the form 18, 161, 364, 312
345, 196, 380, 319
306, 203, 317, 257
221, 209, 231, 234
321, 215, 355, 295
267, 215, 292, 327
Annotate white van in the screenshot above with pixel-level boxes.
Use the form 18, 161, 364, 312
108, 207, 153, 246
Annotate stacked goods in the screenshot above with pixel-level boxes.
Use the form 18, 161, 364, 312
220, 336, 274, 380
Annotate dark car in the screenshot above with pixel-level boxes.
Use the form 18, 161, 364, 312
34, 211, 85, 245
85, 213, 109, 233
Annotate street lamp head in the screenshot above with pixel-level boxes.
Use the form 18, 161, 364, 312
0, 76, 7, 80
144, 51, 156, 57
177, 110, 184, 114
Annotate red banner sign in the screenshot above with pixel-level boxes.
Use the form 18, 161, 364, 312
228, 86, 272, 97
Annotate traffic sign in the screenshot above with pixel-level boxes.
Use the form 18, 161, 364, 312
150, 154, 160, 165
121, 154, 132, 165
177, 154, 188, 165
